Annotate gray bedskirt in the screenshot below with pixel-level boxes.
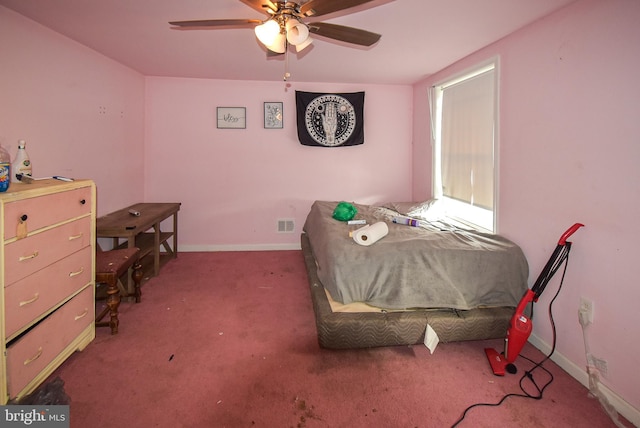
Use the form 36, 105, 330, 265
301, 233, 514, 349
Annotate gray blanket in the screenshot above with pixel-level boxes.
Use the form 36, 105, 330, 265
303, 201, 529, 310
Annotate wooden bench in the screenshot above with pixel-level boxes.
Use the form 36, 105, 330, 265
96, 203, 180, 294
95, 247, 143, 334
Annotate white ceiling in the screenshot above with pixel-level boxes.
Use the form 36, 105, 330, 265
0, 0, 576, 85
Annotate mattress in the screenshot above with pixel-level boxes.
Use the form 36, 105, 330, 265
303, 200, 529, 311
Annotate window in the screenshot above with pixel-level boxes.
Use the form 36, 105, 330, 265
430, 61, 498, 232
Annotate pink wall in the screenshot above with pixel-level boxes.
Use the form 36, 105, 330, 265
413, 0, 640, 418
3, 0, 638, 420
144, 78, 413, 250
0, 7, 145, 216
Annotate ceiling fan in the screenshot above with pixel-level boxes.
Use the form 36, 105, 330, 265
169, 0, 384, 58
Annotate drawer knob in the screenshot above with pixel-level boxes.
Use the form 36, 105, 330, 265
20, 214, 28, 222
80, 199, 86, 205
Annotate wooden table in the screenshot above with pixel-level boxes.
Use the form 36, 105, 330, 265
96, 203, 180, 292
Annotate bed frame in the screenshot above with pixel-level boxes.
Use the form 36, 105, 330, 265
301, 233, 514, 349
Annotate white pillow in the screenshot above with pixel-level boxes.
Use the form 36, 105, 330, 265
382, 199, 443, 221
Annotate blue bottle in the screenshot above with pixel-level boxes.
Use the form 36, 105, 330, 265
0, 144, 11, 192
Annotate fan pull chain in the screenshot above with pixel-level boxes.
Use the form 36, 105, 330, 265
284, 42, 291, 81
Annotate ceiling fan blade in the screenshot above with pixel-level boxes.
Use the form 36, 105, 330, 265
308, 22, 381, 46
169, 19, 262, 28
300, 0, 377, 17
240, 0, 278, 14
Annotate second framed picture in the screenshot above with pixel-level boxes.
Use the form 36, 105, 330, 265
264, 102, 283, 129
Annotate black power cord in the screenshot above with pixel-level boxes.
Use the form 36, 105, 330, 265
451, 250, 571, 427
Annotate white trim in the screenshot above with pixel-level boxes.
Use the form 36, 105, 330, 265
529, 333, 640, 427
432, 56, 500, 90
430, 84, 443, 199
492, 56, 501, 233
439, 63, 495, 90
179, 243, 301, 252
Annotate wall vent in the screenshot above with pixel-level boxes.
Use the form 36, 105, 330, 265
277, 219, 295, 233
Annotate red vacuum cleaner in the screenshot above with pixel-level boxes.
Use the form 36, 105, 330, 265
485, 223, 584, 376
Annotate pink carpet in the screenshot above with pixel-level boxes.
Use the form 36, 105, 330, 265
49, 251, 631, 427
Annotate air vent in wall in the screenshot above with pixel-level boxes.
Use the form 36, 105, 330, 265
277, 219, 295, 233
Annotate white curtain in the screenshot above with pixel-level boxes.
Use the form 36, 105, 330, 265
440, 70, 495, 210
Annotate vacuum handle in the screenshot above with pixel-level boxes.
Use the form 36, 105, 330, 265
558, 223, 584, 245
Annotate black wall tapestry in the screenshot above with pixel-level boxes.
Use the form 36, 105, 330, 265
296, 91, 364, 147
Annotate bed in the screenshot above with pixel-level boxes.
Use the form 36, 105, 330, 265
301, 200, 529, 349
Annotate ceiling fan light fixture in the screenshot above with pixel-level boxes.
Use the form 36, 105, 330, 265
255, 19, 281, 46
285, 18, 309, 46
266, 32, 286, 53
170, 0, 384, 80
295, 37, 313, 52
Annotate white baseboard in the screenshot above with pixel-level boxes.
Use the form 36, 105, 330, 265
529, 333, 639, 427
178, 243, 301, 252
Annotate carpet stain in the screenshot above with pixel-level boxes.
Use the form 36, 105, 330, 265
293, 397, 322, 427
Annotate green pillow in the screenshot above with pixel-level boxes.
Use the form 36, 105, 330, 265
332, 202, 357, 221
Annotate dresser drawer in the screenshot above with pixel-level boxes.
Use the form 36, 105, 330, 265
4, 246, 92, 339
6, 286, 93, 398
3, 186, 92, 240
4, 217, 91, 286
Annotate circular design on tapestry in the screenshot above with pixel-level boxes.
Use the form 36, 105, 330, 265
304, 94, 356, 147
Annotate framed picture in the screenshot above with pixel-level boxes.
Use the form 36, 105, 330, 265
264, 102, 283, 129
217, 107, 246, 129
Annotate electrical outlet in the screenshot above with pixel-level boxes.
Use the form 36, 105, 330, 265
580, 297, 594, 324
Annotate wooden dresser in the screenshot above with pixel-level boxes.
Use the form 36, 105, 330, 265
0, 179, 96, 404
